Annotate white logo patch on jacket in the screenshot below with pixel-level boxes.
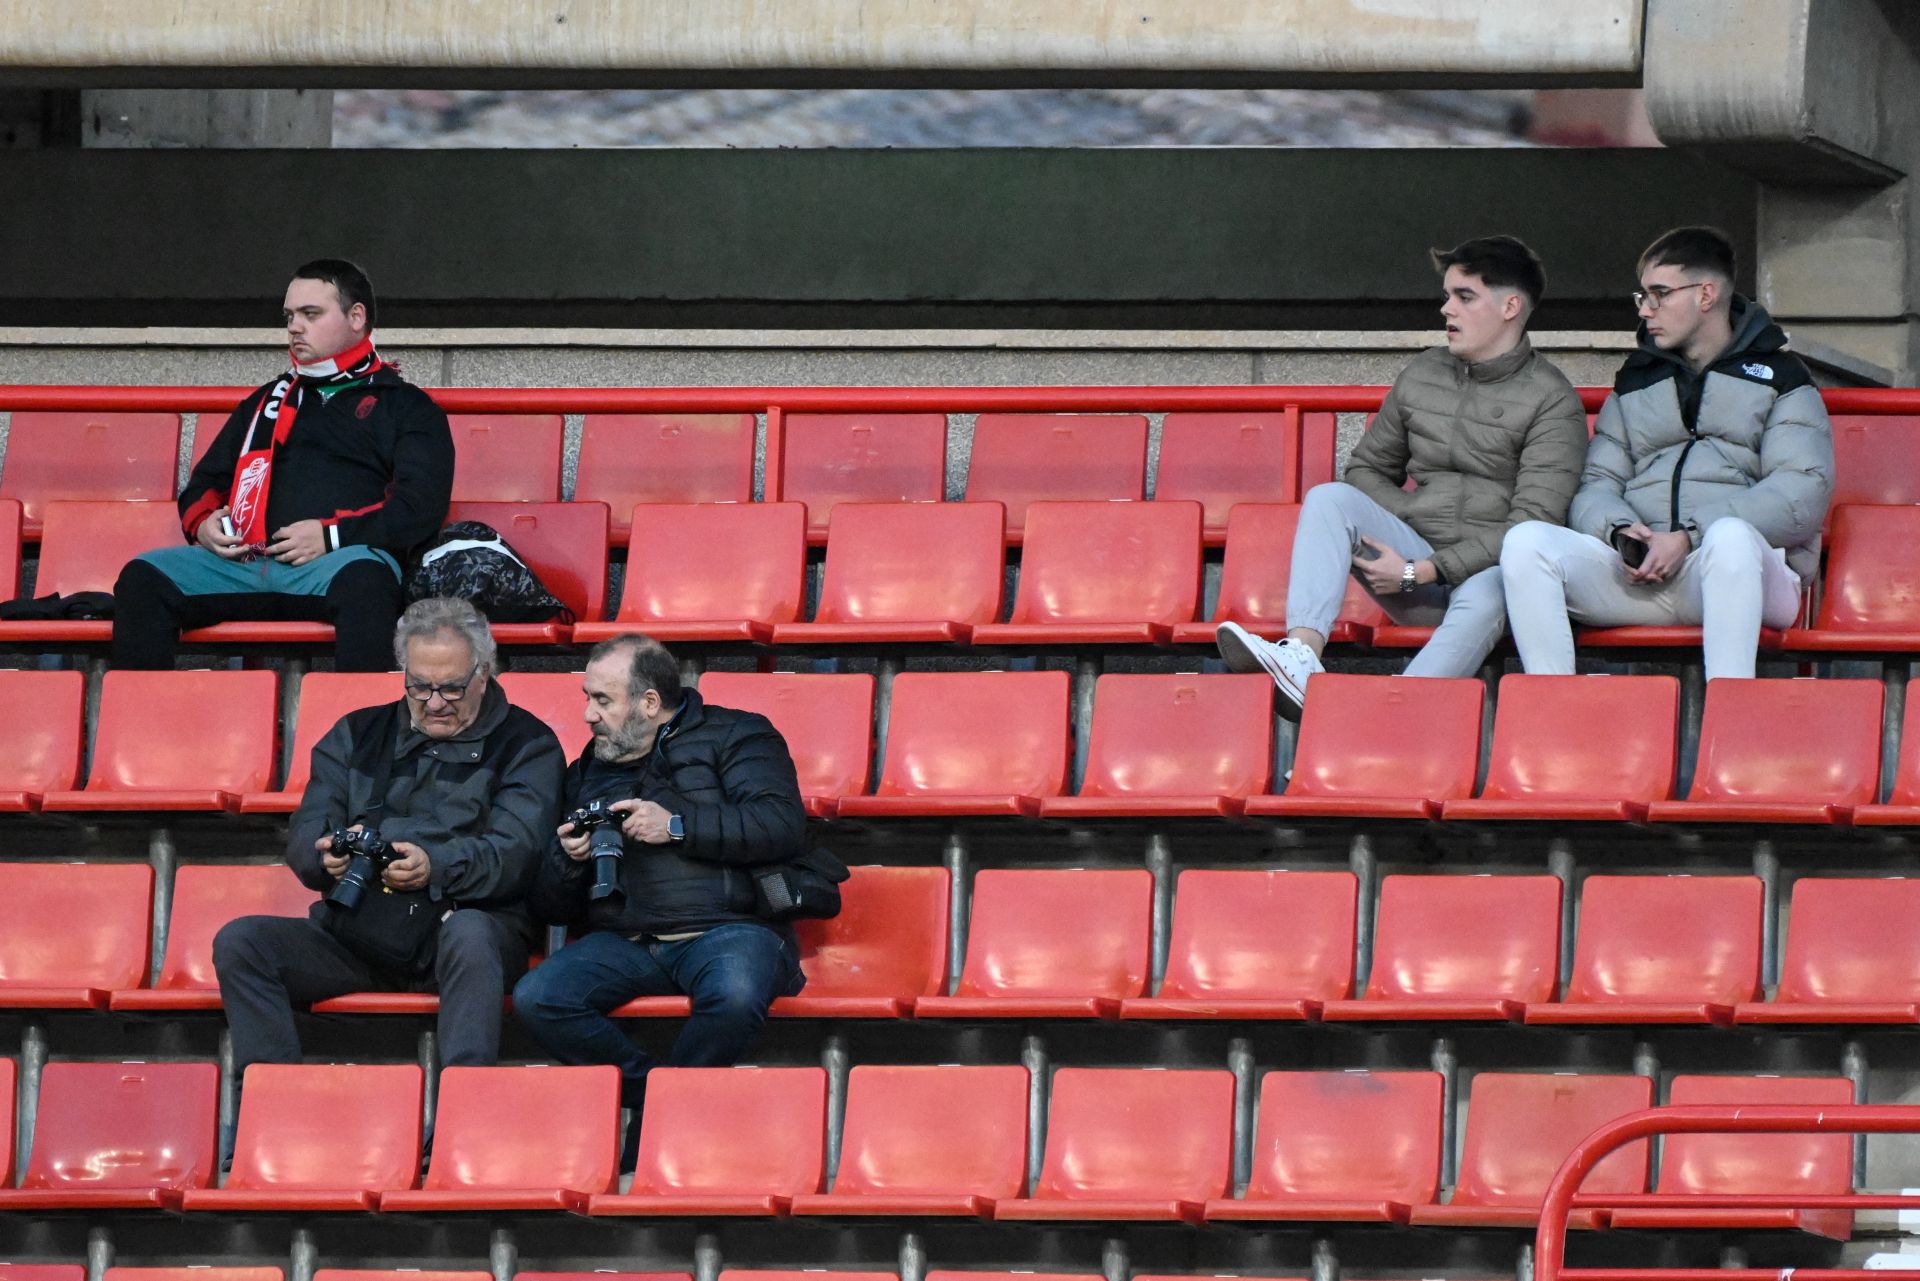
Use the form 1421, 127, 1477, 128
1742, 362, 1773, 380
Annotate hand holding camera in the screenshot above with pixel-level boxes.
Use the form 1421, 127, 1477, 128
323, 827, 401, 912
562, 799, 629, 903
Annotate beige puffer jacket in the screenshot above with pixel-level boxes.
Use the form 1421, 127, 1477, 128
1344, 336, 1589, 585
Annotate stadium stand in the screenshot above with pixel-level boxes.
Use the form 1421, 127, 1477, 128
0, 411, 180, 537
573, 501, 804, 644
0, 1061, 218, 1208
446, 413, 565, 503
963, 413, 1148, 541
0, 862, 153, 1009
576, 413, 757, 544
779, 412, 948, 542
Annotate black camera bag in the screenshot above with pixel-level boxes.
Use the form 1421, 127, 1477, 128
751, 845, 850, 922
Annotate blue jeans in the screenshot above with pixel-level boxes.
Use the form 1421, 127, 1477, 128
512, 924, 804, 1104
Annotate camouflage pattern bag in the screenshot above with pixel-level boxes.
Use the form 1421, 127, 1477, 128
404, 520, 572, 624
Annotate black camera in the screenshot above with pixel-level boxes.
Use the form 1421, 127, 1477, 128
565, 800, 627, 904
325, 827, 399, 913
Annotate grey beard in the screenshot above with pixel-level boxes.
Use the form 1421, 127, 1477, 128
592, 720, 654, 762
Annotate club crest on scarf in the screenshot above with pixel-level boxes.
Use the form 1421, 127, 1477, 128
226, 336, 386, 548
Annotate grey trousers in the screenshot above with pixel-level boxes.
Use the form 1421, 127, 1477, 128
1287, 482, 1507, 678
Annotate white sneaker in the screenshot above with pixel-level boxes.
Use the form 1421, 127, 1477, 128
1215, 621, 1323, 720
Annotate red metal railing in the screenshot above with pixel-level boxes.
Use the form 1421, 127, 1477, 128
1536, 1104, 1920, 1281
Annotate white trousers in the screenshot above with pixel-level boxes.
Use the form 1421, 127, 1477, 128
1500, 517, 1803, 681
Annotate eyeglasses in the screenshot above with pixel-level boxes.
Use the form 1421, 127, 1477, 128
403, 664, 480, 703
1633, 282, 1706, 311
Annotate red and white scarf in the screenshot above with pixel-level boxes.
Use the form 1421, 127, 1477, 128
226, 334, 387, 547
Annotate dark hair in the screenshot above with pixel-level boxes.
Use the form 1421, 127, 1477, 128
1638, 226, 1736, 283
1429, 235, 1547, 309
588, 634, 684, 710
290, 258, 376, 329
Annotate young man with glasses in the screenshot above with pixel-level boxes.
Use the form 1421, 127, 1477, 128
214, 597, 564, 1074
1500, 226, 1834, 679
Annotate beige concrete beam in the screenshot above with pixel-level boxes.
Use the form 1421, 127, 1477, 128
0, 0, 1642, 87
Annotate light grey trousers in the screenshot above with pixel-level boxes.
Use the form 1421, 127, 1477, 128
1287, 482, 1507, 678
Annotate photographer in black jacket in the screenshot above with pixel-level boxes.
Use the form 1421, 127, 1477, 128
514, 634, 808, 1152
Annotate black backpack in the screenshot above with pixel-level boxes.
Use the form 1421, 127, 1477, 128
405, 521, 572, 624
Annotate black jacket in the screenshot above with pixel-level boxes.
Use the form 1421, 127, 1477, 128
528, 689, 810, 936
181, 366, 453, 556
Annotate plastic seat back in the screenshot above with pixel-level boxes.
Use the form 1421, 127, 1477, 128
832, 1065, 1028, 1200
22, 1061, 218, 1192
1005, 500, 1201, 626
631, 1068, 826, 1197
1686, 678, 1882, 805
448, 500, 609, 624
965, 413, 1148, 539
1160, 870, 1356, 1003
1246, 1070, 1443, 1203
496, 671, 594, 760
697, 672, 875, 805
0, 498, 19, 598
32, 500, 183, 597
955, 869, 1150, 1001
227, 1063, 422, 1192
0, 670, 85, 798
616, 502, 805, 625
1286, 675, 1482, 802
153, 864, 315, 996
1076, 673, 1272, 801
1, 412, 181, 532
86, 670, 278, 795
447, 414, 563, 502
1156, 412, 1300, 537
872, 671, 1069, 799
1033, 1068, 1232, 1202
1565, 876, 1762, 1006
813, 502, 1004, 626
316, 1273, 487, 1281
1452, 1073, 1653, 1207
0, 1268, 83, 1281
1366, 875, 1561, 1004
1661, 1075, 1853, 1193
1812, 504, 1920, 632
577, 413, 756, 536
787, 866, 949, 1004
0, 862, 153, 993
280, 673, 396, 797
1210, 503, 1389, 630
0, 1057, 13, 1185
1829, 414, 1920, 511
1479, 675, 1679, 804
110, 1271, 281, 1281
424, 1065, 619, 1194
782, 413, 948, 539
1774, 877, 1920, 1005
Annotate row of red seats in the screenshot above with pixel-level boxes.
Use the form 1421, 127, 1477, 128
0, 409, 1341, 546
0, 1057, 1856, 1233
5, 667, 1913, 824
0, 1272, 1414, 1281
11, 862, 1920, 1026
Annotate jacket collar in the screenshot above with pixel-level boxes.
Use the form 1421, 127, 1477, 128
1453, 334, 1535, 385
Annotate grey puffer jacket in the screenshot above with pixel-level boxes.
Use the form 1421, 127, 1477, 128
1345, 336, 1588, 585
1570, 296, 1834, 584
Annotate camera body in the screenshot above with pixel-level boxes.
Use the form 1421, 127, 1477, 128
325, 827, 400, 912
566, 799, 629, 903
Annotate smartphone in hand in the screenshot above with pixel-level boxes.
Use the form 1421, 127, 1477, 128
1616, 532, 1648, 569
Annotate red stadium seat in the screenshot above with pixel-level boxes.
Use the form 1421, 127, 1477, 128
447, 413, 564, 502
1785, 505, 1920, 651
111, 864, 313, 1011
0, 1061, 217, 1209
1607, 1075, 1854, 1239
1041, 674, 1272, 818
573, 502, 804, 644
179, 1063, 422, 1211
914, 868, 1150, 1018
1245, 675, 1482, 820
1407, 1072, 1652, 1227
1855, 691, 1920, 825
1156, 411, 1301, 542
0, 1057, 13, 1186
111, 1269, 278, 1281
446, 500, 609, 645
1735, 878, 1920, 1024
1645, 678, 1882, 825
1320, 874, 1560, 1022
695, 672, 875, 819
0, 670, 83, 812
0, 1268, 82, 1281
1442, 675, 1679, 822
1170, 503, 1386, 646
970, 500, 1201, 646
992, 1068, 1232, 1222
588, 1067, 826, 1216
1204, 1070, 1443, 1223
780, 413, 948, 542
379, 1065, 620, 1212
1829, 414, 1920, 512
522, 1274, 689, 1281
0, 497, 19, 599
0, 411, 181, 536
727, 1273, 894, 1281
233, 671, 394, 813
0, 862, 152, 1009
1117, 870, 1356, 1020
965, 413, 1148, 541
577, 412, 756, 542
0, 500, 180, 644
39, 669, 277, 811
771, 502, 1005, 645
1525, 876, 1762, 1025
498, 670, 594, 760
835, 671, 1068, 818
316, 1273, 487, 1281
790, 1064, 1028, 1217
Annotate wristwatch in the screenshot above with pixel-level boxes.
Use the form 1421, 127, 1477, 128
1399, 561, 1419, 593
667, 813, 685, 841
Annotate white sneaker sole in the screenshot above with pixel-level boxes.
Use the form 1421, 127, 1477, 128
1216, 622, 1309, 721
